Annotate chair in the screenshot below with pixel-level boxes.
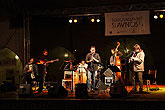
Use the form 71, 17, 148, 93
146, 70, 158, 91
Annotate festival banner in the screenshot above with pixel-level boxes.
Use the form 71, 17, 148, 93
105, 11, 150, 36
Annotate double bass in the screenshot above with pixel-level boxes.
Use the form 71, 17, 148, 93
114, 42, 121, 81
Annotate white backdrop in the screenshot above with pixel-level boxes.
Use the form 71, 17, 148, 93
105, 11, 150, 36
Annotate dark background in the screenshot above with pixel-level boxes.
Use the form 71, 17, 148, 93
1, 0, 165, 85
30, 12, 165, 85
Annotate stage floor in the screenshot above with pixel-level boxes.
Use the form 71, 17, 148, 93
0, 85, 164, 100
0, 85, 165, 110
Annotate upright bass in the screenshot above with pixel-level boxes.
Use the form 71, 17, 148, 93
114, 42, 121, 81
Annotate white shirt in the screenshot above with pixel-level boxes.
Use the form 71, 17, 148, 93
77, 63, 88, 73
130, 51, 145, 72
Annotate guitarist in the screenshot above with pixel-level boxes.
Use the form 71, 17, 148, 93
39, 49, 59, 74
129, 44, 145, 93
38, 49, 59, 89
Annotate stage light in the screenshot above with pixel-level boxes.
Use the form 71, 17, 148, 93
15, 55, 19, 60
91, 18, 95, 22
74, 19, 78, 23
69, 19, 73, 23
160, 14, 163, 18
96, 19, 100, 22
154, 15, 158, 19
64, 53, 69, 58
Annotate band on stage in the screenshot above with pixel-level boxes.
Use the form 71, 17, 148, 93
23, 43, 145, 93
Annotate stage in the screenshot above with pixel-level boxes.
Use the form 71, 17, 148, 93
0, 85, 165, 110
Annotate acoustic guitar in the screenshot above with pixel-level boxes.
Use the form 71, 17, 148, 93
38, 59, 59, 65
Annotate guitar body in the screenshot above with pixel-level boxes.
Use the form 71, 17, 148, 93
38, 60, 46, 65
37, 59, 59, 76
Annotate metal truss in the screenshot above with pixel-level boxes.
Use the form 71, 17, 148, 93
30, 2, 165, 17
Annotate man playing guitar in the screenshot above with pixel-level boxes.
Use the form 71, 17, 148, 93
39, 49, 59, 70
37, 49, 59, 92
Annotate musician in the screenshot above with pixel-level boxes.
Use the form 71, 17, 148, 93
23, 58, 38, 84
109, 47, 123, 81
86, 46, 101, 92
39, 49, 50, 81
109, 48, 123, 66
37, 49, 50, 92
77, 60, 88, 83
129, 44, 145, 93
37, 49, 59, 92
40, 49, 50, 65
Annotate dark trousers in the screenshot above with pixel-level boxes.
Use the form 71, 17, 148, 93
35, 75, 44, 91
26, 74, 32, 84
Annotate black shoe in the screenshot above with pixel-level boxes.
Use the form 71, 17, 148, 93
36, 88, 42, 93
129, 88, 137, 94
91, 88, 95, 93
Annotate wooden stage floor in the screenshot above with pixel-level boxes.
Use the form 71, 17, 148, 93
0, 85, 165, 110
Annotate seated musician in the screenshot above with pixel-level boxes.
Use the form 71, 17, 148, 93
23, 57, 38, 85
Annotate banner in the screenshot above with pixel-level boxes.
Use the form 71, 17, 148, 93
105, 11, 150, 36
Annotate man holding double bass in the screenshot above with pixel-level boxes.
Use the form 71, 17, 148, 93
109, 42, 123, 81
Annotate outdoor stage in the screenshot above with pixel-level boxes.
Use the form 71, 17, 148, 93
0, 85, 165, 110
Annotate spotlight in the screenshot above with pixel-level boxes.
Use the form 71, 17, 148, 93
64, 53, 69, 58
69, 19, 73, 23
74, 19, 78, 23
15, 55, 19, 60
160, 14, 163, 18
91, 18, 95, 22
154, 15, 158, 19
96, 19, 101, 22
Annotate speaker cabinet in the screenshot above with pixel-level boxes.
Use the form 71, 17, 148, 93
109, 80, 128, 97
18, 84, 31, 97
48, 82, 68, 97
95, 80, 107, 90
75, 83, 88, 98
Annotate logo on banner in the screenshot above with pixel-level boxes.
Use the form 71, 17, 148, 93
105, 11, 150, 36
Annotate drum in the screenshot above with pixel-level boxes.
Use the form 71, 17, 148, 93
73, 71, 87, 88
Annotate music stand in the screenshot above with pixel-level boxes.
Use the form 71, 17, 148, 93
108, 65, 121, 83
109, 65, 121, 72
